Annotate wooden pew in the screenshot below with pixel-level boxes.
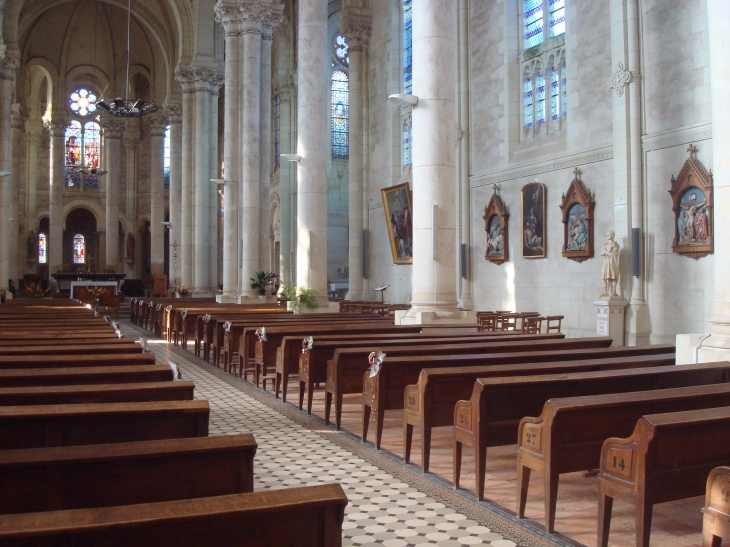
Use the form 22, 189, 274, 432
703, 466, 730, 547
0, 483, 348, 547
203, 312, 297, 364
284, 331, 563, 403
0, 343, 143, 356
0, 381, 194, 405
195, 310, 291, 359
0, 365, 177, 387
0, 353, 157, 370
0, 434, 256, 514
0, 400, 209, 449
404, 353, 676, 473
597, 406, 730, 547
516, 383, 730, 531
0, 334, 125, 346
454, 361, 730, 501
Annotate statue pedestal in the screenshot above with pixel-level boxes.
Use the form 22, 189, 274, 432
593, 297, 628, 346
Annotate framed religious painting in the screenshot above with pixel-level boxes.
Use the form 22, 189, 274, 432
559, 168, 595, 262
669, 144, 713, 259
483, 185, 509, 264
381, 182, 413, 264
521, 182, 546, 258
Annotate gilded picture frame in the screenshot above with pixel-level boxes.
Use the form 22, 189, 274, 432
559, 168, 595, 263
483, 185, 509, 264
381, 182, 413, 265
521, 182, 547, 258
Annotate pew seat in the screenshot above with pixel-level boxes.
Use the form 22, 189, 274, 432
0, 381, 194, 405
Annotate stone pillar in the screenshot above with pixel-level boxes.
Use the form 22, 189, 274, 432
215, 1, 243, 301
208, 77, 223, 293
0, 58, 17, 293
405, 0, 459, 320
43, 116, 66, 285
259, 23, 275, 275
164, 102, 182, 287
123, 131, 140, 277
295, 0, 329, 302
25, 126, 41, 272
340, 9, 371, 302
239, 8, 263, 299
147, 114, 168, 277
176, 67, 195, 288
9, 104, 27, 285
103, 119, 125, 272
276, 81, 295, 287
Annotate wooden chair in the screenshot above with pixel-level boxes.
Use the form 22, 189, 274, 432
521, 315, 544, 334
703, 466, 730, 547
477, 313, 499, 332
103, 293, 120, 321
545, 315, 564, 333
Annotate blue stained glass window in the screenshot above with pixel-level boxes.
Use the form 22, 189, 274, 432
561, 62, 567, 117
524, 74, 533, 127
274, 96, 280, 168
551, 66, 560, 120
403, 0, 413, 94
403, 119, 410, 167
333, 35, 350, 67
69, 88, 97, 117
164, 125, 171, 188
73, 234, 85, 264
38, 233, 47, 264
550, 0, 565, 37
331, 70, 349, 159
83, 122, 100, 189
65, 121, 82, 187
536, 71, 546, 124
524, 0, 544, 49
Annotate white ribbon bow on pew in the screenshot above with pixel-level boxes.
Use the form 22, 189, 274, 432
136, 338, 149, 353
302, 336, 314, 353
168, 361, 181, 380
256, 327, 267, 341
368, 351, 387, 378
203, 314, 211, 323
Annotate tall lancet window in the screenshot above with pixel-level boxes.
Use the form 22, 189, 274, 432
66, 89, 102, 188
536, 69, 546, 124
83, 121, 101, 188
163, 125, 171, 188
403, 0, 413, 94
65, 121, 82, 187
403, 118, 411, 167
331, 70, 349, 159
73, 234, 85, 264
551, 65, 560, 120
524, 0, 544, 49
38, 233, 47, 264
550, 0, 566, 37
523, 70, 534, 127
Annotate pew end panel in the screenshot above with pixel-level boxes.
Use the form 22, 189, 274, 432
452, 382, 480, 493
704, 466, 730, 547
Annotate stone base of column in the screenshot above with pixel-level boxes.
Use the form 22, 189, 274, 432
396, 309, 477, 326
192, 289, 214, 298
626, 301, 651, 346
457, 295, 473, 311
216, 294, 238, 303
593, 297, 628, 347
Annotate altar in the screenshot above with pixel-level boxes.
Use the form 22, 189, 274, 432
69, 281, 122, 299
52, 273, 126, 296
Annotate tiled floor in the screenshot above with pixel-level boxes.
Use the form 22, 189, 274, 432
123, 323, 705, 547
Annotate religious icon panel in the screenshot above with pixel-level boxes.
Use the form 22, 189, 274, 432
559, 168, 595, 262
381, 182, 413, 265
521, 182, 546, 258
483, 185, 509, 264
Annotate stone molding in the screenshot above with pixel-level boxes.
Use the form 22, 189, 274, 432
470, 145, 614, 188
163, 102, 183, 124
175, 66, 196, 94
209, 73, 225, 96
102, 119, 126, 139
273, 79, 296, 100
145, 114, 169, 138
214, 1, 283, 38
642, 122, 712, 153
0, 56, 19, 81
10, 103, 28, 130
123, 133, 140, 148
214, 2, 245, 36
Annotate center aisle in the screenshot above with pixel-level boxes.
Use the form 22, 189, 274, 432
120, 321, 571, 547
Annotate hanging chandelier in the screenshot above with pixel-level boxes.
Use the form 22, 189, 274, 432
97, 0, 158, 118
79, 167, 108, 177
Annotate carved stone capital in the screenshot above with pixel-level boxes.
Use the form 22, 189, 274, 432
163, 101, 183, 124
214, 0, 246, 36
209, 73, 225, 96
261, 4, 284, 40
191, 67, 218, 93
340, 6, 372, 51
145, 114, 169, 138
274, 81, 295, 100
103, 119, 126, 139
11, 103, 28, 130
123, 133, 140, 148
0, 56, 19, 81
175, 66, 196, 93
43, 118, 67, 138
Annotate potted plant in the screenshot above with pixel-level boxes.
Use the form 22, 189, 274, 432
289, 286, 318, 314
177, 285, 191, 298
250, 271, 278, 297
25, 282, 49, 299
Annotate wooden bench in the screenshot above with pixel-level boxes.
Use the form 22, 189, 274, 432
0, 400, 209, 449
516, 383, 730, 531
0, 434, 256, 514
0, 381, 194, 405
0, 334, 125, 346
195, 310, 292, 359
597, 406, 730, 547
286, 331, 563, 404
0, 353, 157, 370
0, 483, 348, 547
0, 343, 143, 356
703, 466, 730, 547
454, 360, 730, 501
0, 365, 177, 388
404, 353, 676, 473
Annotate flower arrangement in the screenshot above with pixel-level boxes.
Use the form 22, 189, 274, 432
142, 277, 154, 297
177, 286, 190, 297
25, 282, 49, 299
90, 285, 107, 303
287, 286, 318, 313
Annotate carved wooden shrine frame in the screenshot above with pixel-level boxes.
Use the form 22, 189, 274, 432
559, 168, 595, 263
669, 144, 714, 259
483, 185, 509, 264
521, 182, 547, 259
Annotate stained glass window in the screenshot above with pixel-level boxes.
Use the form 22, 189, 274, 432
164, 125, 171, 188
403, 0, 413, 94
550, 0, 565, 37
65, 121, 82, 187
65, 120, 103, 187
274, 96, 280, 169
73, 234, 85, 264
561, 61, 567, 117
333, 34, 349, 67
524, 72, 533, 128
403, 119, 410, 167
331, 70, 349, 159
536, 70, 546, 124
38, 233, 47, 264
83, 122, 101, 188
551, 66, 560, 120
524, 0, 544, 49
69, 89, 97, 117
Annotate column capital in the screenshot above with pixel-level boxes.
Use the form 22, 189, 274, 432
261, 3, 285, 40
274, 81, 296, 100
102, 118, 126, 139
340, 6, 372, 51
163, 101, 183, 124
0, 56, 19, 81
209, 73, 225, 96
175, 66, 197, 93
190, 66, 218, 93
43, 117, 68, 138
11, 103, 28, 130
214, 0, 246, 36
145, 114, 169, 138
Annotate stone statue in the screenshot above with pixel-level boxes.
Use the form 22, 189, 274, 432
600, 231, 620, 298
126, 233, 135, 260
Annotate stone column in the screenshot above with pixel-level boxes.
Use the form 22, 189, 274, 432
208, 77, 223, 293
164, 102, 182, 287
405, 0, 459, 319
9, 104, 27, 285
147, 114, 168, 277
215, 1, 243, 301
103, 118, 125, 272
239, 7, 263, 299
340, 9, 371, 302
25, 126, 41, 272
123, 131, 140, 277
296, 0, 329, 302
43, 116, 66, 285
259, 23, 275, 275
276, 81, 295, 286
175, 67, 196, 288
0, 57, 17, 293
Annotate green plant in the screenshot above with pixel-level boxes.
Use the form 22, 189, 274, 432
289, 286, 318, 313
250, 271, 278, 295
104, 266, 116, 274
277, 284, 294, 300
